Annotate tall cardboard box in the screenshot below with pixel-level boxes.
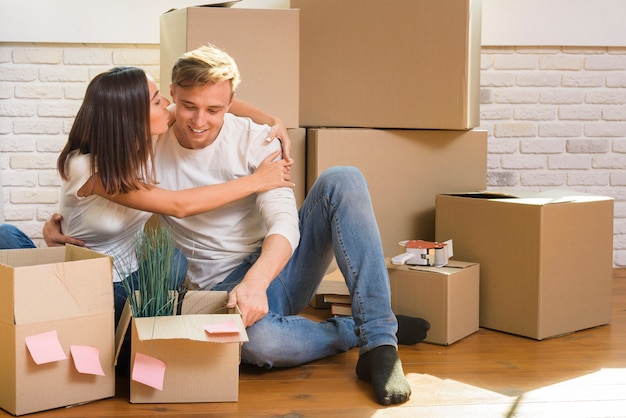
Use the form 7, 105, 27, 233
160, 5, 300, 128
126, 291, 248, 403
388, 260, 480, 345
435, 191, 614, 340
293, 0, 482, 130
306, 128, 487, 257
0, 246, 114, 416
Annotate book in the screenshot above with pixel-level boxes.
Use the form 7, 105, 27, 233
310, 269, 350, 309
323, 294, 351, 305
330, 303, 352, 317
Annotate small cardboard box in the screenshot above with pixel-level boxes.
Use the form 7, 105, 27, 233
306, 128, 487, 257
160, 4, 300, 128
293, 0, 482, 130
388, 259, 480, 345
435, 190, 614, 340
0, 245, 114, 416
123, 291, 248, 403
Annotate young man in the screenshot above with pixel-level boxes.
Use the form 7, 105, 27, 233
155, 44, 427, 405
45, 44, 429, 405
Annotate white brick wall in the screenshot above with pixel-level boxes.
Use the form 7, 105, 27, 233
0, 43, 159, 242
481, 46, 626, 267
2, 43, 626, 267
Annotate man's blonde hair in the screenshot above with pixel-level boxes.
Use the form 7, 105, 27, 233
171, 44, 241, 92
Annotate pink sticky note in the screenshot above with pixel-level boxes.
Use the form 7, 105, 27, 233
204, 319, 240, 334
132, 353, 166, 391
70, 345, 105, 376
24, 330, 67, 365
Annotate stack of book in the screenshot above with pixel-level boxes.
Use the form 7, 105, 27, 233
311, 269, 352, 316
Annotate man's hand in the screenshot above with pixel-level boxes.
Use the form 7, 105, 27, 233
43, 213, 85, 247
226, 279, 269, 328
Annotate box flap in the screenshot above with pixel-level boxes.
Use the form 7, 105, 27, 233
162, 1, 240, 14
0, 264, 14, 324
408, 260, 478, 274
134, 313, 248, 343
181, 290, 230, 315
442, 189, 613, 206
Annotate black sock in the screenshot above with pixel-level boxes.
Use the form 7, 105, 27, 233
396, 315, 430, 345
355, 345, 411, 405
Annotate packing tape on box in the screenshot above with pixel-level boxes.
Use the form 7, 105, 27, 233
391, 239, 453, 267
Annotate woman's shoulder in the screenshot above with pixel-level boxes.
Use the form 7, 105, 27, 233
65, 150, 92, 175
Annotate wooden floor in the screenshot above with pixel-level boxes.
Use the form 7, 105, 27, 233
4, 271, 626, 418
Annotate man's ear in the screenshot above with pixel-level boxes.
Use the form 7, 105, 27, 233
225, 92, 235, 112
169, 84, 175, 102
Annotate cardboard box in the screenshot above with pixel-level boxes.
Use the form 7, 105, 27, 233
435, 190, 614, 340
289, 128, 306, 208
293, 0, 482, 130
124, 291, 248, 403
0, 246, 114, 416
306, 128, 487, 257
388, 259, 480, 345
160, 4, 300, 128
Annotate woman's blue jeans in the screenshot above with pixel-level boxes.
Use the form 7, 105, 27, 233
0, 224, 36, 249
213, 166, 398, 368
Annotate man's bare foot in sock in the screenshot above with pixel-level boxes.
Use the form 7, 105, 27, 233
355, 345, 411, 405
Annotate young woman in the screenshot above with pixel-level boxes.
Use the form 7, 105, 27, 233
54, 66, 293, 326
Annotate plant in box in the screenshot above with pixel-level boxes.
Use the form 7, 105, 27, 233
117, 225, 188, 318
113, 228, 248, 403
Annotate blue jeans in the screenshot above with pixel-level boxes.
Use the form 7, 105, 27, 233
0, 224, 36, 249
213, 166, 398, 368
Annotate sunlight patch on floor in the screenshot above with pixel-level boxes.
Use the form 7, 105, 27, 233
369, 369, 626, 418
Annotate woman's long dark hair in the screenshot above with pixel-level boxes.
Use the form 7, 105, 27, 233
57, 66, 155, 194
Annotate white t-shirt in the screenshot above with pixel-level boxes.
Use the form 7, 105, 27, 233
154, 113, 300, 289
59, 150, 152, 282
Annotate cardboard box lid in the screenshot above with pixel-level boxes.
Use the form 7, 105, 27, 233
0, 245, 112, 326
442, 189, 613, 205
162, 1, 240, 13
134, 313, 247, 343
116, 290, 247, 361
407, 260, 478, 275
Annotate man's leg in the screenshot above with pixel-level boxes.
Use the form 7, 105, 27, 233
0, 224, 36, 249
230, 167, 415, 404
282, 166, 413, 405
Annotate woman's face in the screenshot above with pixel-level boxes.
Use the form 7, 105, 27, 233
147, 75, 170, 136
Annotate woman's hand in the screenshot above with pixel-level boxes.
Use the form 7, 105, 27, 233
43, 213, 85, 247
266, 118, 293, 163
252, 151, 294, 192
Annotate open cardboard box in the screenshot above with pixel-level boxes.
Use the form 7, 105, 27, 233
116, 290, 248, 403
0, 245, 114, 416
435, 190, 614, 339
388, 259, 480, 345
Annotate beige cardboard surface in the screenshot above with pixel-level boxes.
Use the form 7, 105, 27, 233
129, 291, 247, 404
306, 128, 487, 257
435, 191, 614, 339
293, 0, 482, 130
288, 128, 306, 208
0, 246, 114, 416
160, 6, 300, 128
388, 259, 480, 345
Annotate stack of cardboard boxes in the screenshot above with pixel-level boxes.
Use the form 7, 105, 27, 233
295, 0, 485, 345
